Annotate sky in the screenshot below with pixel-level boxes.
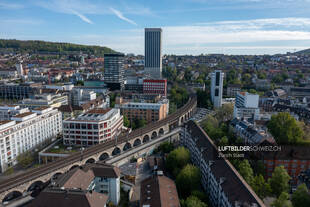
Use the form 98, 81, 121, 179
1, 0, 310, 55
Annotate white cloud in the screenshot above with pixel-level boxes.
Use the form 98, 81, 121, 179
70, 10, 93, 24
110, 8, 137, 26
35, 0, 95, 24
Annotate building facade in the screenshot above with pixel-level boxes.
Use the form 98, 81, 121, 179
116, 99, 169, 124
104, 53, 125, 91
211, 70, 224, 108
234, 92, 260, 120
227, 84, 241, 97
144, 28, 162, 79
63, 108, 123, 147
143, 79, 167, 96
181, 121, 265, 207
0, 82, 41, 100
0, 107, 62, 172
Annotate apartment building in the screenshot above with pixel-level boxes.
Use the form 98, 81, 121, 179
0, 107, 62, 172
230, 118, 275, 145
63, 108, 123, 147
181, 121, 265, 207
31, 163, 120, 206
115, 98, 169, 124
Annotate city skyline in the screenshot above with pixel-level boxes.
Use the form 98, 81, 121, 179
1, 0, 310, 55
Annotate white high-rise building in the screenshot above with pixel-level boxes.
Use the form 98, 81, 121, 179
0, 107, 62, 172
15, 63, 23, 76
233, 92, 260, 120
144, 28, 162, 79
211, 70, 224, 108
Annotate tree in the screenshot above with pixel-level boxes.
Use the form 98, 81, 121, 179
123, 116, 130, 127
215, 103, 234, 122
292, 184, 310, 207
181, 196, 207, 207
271, 192, 292, 207
17, 152, 34, 168
166, 147, 190, 176
267, 112, 304, 144
176, 164, 201, 198
238, 160, 254, 185
218, 136, 229, 146
156, 141, 174, 154
252, 174, 271, 199
269, 166, 291, 197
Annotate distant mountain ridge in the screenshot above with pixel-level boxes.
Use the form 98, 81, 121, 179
0, 39, 116, 56
295, 48, 310, 54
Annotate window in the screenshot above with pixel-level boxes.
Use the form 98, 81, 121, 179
215, 89, 219, 96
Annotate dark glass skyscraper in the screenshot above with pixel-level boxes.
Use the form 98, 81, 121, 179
144, 28, 162, 79
104, 53, 124, 91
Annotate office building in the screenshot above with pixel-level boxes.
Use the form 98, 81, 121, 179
18, 93, 68, 109
144, 28, 162, 79
143, 79, 167, 96
71, 88, 97, 106
211, 70, 224, 108
233, 92, 260, 120
63, 108, 123, 147
0, 82, 41, 100
104, 53, 125, 91
181, 121, 265, 207
0, 107, 62, 172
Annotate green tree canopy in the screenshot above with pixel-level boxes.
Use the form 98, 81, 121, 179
269, 166, 291, 197
181, 196, 207, 207
252, 174, 271, 199
166, 147, 190, 176
271, 192, 292, 207
292, 184, 310, 207
17, 152, 34, 168
238, 160, 254, 185
267, 112, 304, 144
215, 103, 234, 122
176, 164, 201, 198
123, 116, 130, 127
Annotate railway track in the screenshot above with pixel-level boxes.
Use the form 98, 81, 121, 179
0, 96, 196, 193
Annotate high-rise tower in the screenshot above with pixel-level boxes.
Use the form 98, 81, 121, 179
104, 53, 125, 91
211, 70, 224, 108
144, 28, 162, 79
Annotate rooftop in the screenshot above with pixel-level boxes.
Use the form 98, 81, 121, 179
12, 112, 35, 118
186, 120, 265, 207
140, 175, 180, 207
28, 188, 108, 207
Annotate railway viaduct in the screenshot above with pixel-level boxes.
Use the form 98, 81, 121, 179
0, 96, 197, 203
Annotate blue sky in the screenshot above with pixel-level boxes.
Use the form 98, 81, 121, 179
1, 0, 310, 55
